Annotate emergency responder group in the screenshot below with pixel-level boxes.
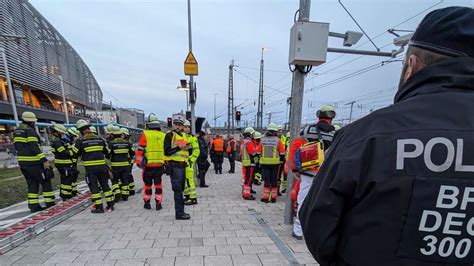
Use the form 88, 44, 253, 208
14, 104, 335, 225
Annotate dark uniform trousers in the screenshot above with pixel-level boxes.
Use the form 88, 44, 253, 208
20, 165, 55, 209
197, 160, 210, 186
71, 166, 79, 196
228, 152, 235, 172
86, 169, 114, 206
142, 166, 164, 203
127, 166, 135, 195
214, 152, 224, 173
170, 163, 186, 216
57, 166, 74, 200
112, 166, 130, 200
262, 165, 279, 189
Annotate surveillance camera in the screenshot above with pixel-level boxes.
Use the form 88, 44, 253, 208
393, 33, 414, 47
343, 31, 363, 47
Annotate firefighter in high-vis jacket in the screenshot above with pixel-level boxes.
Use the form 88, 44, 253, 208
121, 127, 136, 195
277, 125, 287, 195
14, 112, 55, 212
136, 114, 166, 210
257, 123, 285, 203
183, 120, 199, 205
50, 123, 75, 201
240, 127, 256, 200
164, 113, 191, 220
72, 119, 114, 213
67, 127, 81, 196
290, 105, 335, 240
210, 135, 224, 174
108, 126, 135, 202
252, 131, 262, 186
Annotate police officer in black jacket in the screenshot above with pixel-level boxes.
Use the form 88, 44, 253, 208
300, 7, 474, 266
197, 131, 210, 187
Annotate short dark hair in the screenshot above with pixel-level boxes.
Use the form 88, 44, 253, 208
407, 46, 453, 66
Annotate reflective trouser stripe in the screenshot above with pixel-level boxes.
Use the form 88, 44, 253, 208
91, 193, 103, 205
104, 191, 114, 202
121, 185, 129, 195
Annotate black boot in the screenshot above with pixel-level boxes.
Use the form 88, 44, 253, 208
91, 205, 104, 213
122, 195, 128, 201
144, 201, 151, 210
243, 195, 256, 200
129, 190, 135, 196
185, 198, 198, 205
106, 202, 115, 212
250, 189, 256, 194
30, 205, 46, 213
156, 201, 162, 210
176, 213, 191, 220
200, 184, 209, 188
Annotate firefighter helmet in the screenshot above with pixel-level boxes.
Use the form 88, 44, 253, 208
120, 128, 130, 135
105, 124, 114, 134
184, 120, 191, 127
52, 123, 68, 134
172, 113, 186, 124
21, 111, 37, 122
254, 131, 262, 139
76, 119, 90, 130
68, 127, 80, 137
90, 126, 97, 134
244, 127, 255, 134
317, 104, 336, 119
267, 123, 279, 132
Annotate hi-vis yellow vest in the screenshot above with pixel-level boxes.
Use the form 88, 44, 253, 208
144, 130, 165, 164
169, 132, 189, 162
260, 136, 280, 165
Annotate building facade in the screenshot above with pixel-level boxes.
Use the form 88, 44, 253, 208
0, 0, 102, 123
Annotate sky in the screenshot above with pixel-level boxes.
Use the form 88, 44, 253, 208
30, 0, 472, 126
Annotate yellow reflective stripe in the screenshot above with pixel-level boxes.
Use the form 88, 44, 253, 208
28, 199, 40, 204
111, 161, 130, 167
71, 146, 79, 153
28, 193, 39, 198
55, 159, 73, 164
13, 137, 28, 143
57, 146, 66, 153
27, 136, 38, 142
50, 147, 56, 152
43, 191, 55, 196
84, 146, 103, 152
83, 159, 106, 166
114, 149, 129, 154
60, 184, 72, 189
18, 154, 45, 161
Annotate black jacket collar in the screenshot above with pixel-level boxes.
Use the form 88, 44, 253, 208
395, 57, 474, 103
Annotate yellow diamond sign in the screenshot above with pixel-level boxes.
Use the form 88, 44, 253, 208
184, 51, 198, 76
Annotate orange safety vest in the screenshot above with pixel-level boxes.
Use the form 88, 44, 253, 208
226, 139, 236, 153
213, 138, 224, 152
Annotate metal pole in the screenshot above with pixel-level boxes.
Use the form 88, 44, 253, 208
214, 93, 217, 128
227, 60, 234, 137
346, 101, 356, 123
58, 75, 69, 124
1, 48, 19, 127
257, 49, 265, 130
284, 0, 311, 225
187, 0, 196, 135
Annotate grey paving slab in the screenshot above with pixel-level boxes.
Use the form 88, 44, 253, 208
175, 255, 204, 266
204, 255, 233, 266
146, 257, 176, 266
134, 247, 164, 258
162, 246, 190, 257
3, 165, 317, 265
190, 245, 217, 256
232, 254, 263, 265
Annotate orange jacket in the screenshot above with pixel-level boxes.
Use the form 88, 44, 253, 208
212, 138, 224, 152
226, 139, 237, 153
